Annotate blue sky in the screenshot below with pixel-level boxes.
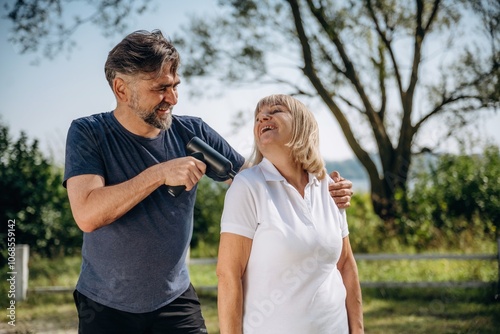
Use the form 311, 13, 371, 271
0, 0, 267, 163
1, 1, 499, 166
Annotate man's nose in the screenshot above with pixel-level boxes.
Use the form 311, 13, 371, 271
164, 88, 178, 105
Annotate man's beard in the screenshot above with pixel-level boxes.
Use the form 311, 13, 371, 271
129, 92, 173, 130
141, 108, 173, 130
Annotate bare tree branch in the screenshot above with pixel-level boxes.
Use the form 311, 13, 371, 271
365, 0, 405, 102
285, 0, 380, 179
303, 0, 394, 155
414, 94, 486, 132
4, 0, 152, 59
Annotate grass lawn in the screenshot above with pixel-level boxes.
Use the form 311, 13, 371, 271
191, 261, 500, 333
1, 255, 499, 333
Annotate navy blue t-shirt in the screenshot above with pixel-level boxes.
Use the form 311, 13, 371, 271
64, 111, 244, 313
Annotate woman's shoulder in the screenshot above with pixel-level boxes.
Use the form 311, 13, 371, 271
234, 164, 265, 184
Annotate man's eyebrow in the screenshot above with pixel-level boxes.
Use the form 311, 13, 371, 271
153, 79, 181, 89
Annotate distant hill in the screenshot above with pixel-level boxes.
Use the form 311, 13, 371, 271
325, 158, 370, 192
325, 158, 368, 181
324, 153, 442, 193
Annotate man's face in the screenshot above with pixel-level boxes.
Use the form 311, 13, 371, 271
127, 65, 180, 130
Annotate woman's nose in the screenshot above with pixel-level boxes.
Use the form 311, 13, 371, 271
257, 113, 271, 122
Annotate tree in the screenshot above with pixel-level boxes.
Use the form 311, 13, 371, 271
4, 0, 499, 225
173, 0, 499, 225
0, 122, 81, 259
2, 0, 152, 60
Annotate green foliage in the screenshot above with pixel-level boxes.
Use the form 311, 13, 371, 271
346, 193, 386, 253
0, 122, 81, 259
406, 145, 500, 242
191, 176, 229, 256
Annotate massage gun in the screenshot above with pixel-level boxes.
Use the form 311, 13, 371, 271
167, 136, 237, 197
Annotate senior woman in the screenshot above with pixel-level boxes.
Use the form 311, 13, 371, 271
216, 94, 364, 334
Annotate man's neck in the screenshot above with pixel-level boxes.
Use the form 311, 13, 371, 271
113, 107, 161, 138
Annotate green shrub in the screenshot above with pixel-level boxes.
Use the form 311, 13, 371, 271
406, 145, 499, 247
191, 176, 229, 256
0, 122, 82, 260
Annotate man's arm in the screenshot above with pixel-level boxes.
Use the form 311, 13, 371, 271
67, 157, 206, 232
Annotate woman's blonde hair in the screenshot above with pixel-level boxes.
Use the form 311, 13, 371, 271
250, 94, 326, 180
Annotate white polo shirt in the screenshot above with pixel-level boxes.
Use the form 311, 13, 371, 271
221, 158, 349, 334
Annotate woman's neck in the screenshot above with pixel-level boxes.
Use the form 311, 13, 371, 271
266, 154, 308, 197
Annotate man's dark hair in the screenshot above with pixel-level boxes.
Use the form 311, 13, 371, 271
104, 29, 180, 87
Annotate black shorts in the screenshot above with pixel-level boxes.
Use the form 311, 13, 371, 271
73, 283, 208, 334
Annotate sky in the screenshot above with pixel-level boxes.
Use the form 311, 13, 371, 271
1, 1, 499, 167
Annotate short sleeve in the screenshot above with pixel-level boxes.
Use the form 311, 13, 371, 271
63, 119, 105, 187
220, 174, 259, 239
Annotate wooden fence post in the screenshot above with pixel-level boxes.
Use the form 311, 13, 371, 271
15, 244, 29, 301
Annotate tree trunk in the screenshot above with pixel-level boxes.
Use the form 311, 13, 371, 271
366, 145, 413, 230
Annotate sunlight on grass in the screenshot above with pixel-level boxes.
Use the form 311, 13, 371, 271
357, 258, 498, 283
187, 259, 498, 287
1, 250, 499, 333
189, 263, 218, 287
28, 254, 81, 287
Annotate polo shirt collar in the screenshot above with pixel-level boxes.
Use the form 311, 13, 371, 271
259, 158, 320, 186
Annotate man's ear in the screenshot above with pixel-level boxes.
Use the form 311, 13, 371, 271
113, 77, 129, 103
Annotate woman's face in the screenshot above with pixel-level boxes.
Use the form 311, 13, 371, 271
254, 103, 294, 155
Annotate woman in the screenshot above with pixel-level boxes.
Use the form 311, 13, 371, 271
217, 94, 364, 334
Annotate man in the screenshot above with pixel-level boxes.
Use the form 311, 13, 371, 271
64, 29, 353, 333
